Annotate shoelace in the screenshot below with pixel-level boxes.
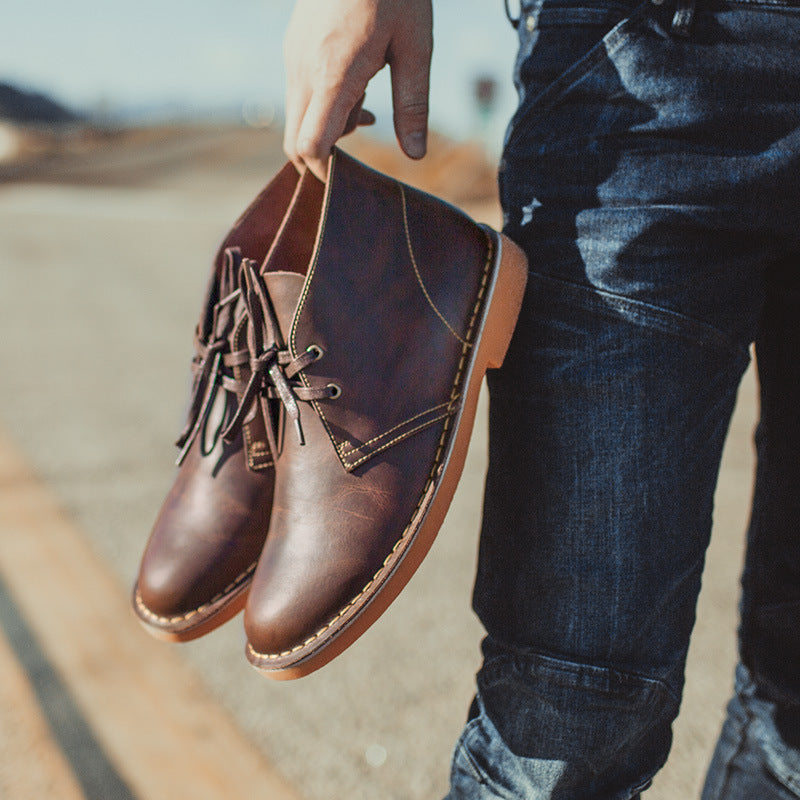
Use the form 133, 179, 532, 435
220, 258, 336, 462
174, 248, 248, 466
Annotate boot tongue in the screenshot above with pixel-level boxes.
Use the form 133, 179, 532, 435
263, 272, 305, 347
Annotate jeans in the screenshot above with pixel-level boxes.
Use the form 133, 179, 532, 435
446, 0, 800, 796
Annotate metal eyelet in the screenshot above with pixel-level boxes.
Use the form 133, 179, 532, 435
306, 344, 324, 361
326, 383, 342, 400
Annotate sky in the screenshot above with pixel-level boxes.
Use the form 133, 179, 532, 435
2, 0, 521, 146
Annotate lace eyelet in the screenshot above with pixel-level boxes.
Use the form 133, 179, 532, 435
326, 383, 342, 400
306, 344, 324, 361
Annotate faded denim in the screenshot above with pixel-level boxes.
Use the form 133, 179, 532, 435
446, 0, 800, 796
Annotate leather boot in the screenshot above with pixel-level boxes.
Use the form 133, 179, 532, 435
133, 163, 309, 641
232, 148, 528, 678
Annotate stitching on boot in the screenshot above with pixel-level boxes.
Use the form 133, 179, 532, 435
337, 401, 459, 468
247, 230, 495, 663
338, 402, 453, 455
134, 561, 257, 625
400, 183, 471, 347
290, 162, 483, 470
338, 413, 452, 469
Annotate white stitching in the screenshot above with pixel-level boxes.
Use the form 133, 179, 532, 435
338, 401, 454, 455
338, 412, 453, 469
400, 183, 471, 347
134, 561, 256, 625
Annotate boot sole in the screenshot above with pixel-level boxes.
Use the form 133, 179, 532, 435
246, 230, 528, 678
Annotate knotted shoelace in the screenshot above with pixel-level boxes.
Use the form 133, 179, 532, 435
219, 257, 337, 464
174, 247, 249, 466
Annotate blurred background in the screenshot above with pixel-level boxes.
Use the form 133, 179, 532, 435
0, 1, 754, 798
1, 0, 518, 154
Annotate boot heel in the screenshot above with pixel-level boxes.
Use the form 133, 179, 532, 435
480, 231, 528, 369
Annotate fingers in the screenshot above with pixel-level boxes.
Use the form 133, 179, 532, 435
342, 96, 376, 136
283, 78, 311, 175
283, 7, 378, 181
289, 95, 374, 181
390, 52, 431, 160
358, 108, 377, 127
294, 82, 368, 180
389, 5, 432, 160
282, 0, 433, 181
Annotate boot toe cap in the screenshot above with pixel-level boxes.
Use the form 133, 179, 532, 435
243, 561, 369, 659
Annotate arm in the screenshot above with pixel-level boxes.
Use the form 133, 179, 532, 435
283, 0, 433, 180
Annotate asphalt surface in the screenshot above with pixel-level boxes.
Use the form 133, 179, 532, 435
0, 127, 758, 799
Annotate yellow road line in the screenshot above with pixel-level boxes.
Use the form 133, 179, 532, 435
0, 427, 301, 800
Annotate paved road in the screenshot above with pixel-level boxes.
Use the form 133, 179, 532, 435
0, 428, 300, 800
0, 129, 758, 799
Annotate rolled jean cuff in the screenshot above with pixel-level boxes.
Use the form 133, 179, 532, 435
446, 641, 679, 800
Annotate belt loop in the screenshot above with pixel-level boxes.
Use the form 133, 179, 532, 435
670, 0, 697, 37
505, 0, 521, 28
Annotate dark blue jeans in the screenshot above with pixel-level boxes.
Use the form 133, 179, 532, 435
447, 0, 800, 796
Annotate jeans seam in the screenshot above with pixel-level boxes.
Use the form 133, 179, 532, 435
452, 718, 488, 787
756, 715, 800, 797
480, 646, 682, 714
766, 764, 800, 798
718, 702, 753, 799
526, 269, 747, 360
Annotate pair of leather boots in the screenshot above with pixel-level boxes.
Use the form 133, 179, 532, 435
133, 149, 527, 679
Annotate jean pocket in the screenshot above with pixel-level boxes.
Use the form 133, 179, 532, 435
504, 0, 650, 153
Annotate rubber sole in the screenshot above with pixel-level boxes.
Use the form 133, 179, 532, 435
246, 230, 528, 679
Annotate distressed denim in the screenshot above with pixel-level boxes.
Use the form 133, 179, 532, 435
447, 0, 800, 796
703, 665, 800, 800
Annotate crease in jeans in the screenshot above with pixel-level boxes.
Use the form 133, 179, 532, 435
719, 704, 754, 800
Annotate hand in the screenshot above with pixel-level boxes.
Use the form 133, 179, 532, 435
283, 0, 433, 181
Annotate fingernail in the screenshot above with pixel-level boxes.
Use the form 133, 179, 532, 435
403, 131, 426, 159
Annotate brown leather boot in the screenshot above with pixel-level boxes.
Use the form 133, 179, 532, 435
234, 148, 528, 678
133, 163, 307, 641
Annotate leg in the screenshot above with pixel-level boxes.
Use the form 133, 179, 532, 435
448, 0, 800, 795
448, 269, 749, 800
703, 256, 800, 800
